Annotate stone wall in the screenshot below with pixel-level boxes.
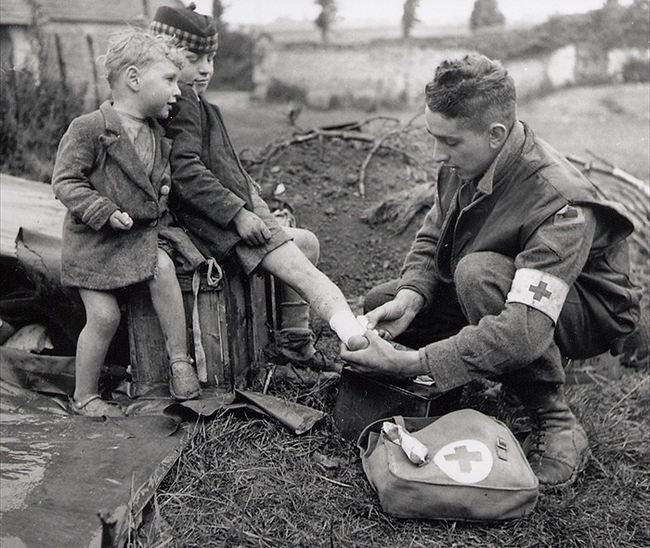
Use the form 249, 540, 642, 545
0, 26, 35, 71
2, 22, 118, 108
253, 39, 647, 110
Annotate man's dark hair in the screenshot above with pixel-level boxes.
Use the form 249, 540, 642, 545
425, 54, 517, 132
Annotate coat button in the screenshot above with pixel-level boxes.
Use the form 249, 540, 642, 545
149, 219, 158, 227
160, 185, 170, 196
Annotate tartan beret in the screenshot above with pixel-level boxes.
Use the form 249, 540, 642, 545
150, 3, 218, 54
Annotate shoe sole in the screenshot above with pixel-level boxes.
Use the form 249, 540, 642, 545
538, 446, 592, 492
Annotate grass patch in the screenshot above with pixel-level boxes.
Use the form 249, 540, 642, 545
145, 334, 649, 548
0, 68, 86, 182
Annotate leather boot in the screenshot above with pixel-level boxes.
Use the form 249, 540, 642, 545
515, 383, 590, 489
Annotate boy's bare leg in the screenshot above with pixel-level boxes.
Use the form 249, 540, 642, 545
75, 289, 121, 401
147, 249, 187, 360
277, 228, 320, 361
259, 241, 367, 349
148, 249, 201, 400
282, 226, 320, 298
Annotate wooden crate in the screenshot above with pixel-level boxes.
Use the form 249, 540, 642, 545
127, 260, 277, 394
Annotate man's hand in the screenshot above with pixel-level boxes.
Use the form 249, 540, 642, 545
365, 288, 425, 340
340, 329, 426, 378
233, 208, 271, 245
109, 210, 133, 231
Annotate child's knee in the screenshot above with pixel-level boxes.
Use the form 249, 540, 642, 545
286, 227, 320, 264
154, 249, 177, 281
86, 302, 121, 333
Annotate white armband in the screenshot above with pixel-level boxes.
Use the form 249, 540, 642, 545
506, 268, 569, 323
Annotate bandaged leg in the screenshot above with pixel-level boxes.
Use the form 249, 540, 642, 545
259, 240, 369, 350
329, 310, 369, 349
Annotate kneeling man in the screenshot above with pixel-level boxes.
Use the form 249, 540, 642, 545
342, 54, 642, 489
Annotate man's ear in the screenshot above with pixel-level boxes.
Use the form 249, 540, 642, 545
488, 123, 508, 149
125, 66, 140, 91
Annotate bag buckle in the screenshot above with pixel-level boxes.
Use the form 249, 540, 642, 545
496, 437, 508, 461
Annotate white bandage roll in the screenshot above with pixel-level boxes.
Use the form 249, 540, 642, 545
329, 310, 367, 346
382, 422, 429, 465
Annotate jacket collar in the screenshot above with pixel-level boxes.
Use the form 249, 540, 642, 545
475, 120, 526, 195
100, 100, 124, 136
98, 101, 170, 191
100, 101, 167, 139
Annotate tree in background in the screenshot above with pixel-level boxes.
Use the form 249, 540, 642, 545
209, 0, 254, 90
212, 0, 226, 34
402, 0, 420, 40
622, 0, 650, 48
470, 0, 505, 31
315, 0, 337, 44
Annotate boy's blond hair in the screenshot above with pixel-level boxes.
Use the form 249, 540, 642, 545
98, 28, 185, 86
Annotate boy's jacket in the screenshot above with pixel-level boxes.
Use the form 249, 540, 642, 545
52, 101, 203, 289
165, 84, 257, 260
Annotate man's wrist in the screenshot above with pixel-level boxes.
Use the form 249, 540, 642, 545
395, 288, 425, 314
396, 349, 428, 378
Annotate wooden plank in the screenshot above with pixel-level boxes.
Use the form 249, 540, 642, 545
224, 265, 253, 388
127, 285, 167, 388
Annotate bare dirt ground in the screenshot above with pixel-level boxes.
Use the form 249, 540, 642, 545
245, 129, 434, 301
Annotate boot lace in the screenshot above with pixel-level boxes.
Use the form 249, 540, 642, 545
528, 417, 548, 456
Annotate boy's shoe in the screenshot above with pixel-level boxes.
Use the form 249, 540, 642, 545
72, 394, 125, 418
169, 356, 202, 401
276, 329, 342, 374
299, 349, 342, 374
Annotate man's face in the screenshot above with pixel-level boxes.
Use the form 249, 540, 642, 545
425, 106, 498, 181
136, 59, 181, 119
179, 51, 216, 94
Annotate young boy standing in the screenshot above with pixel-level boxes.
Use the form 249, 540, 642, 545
150, 5, 369, 363
52, 30, 204, 416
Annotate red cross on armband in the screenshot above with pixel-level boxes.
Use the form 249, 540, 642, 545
529, 281, 552, 301
506, 268, 570, 323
